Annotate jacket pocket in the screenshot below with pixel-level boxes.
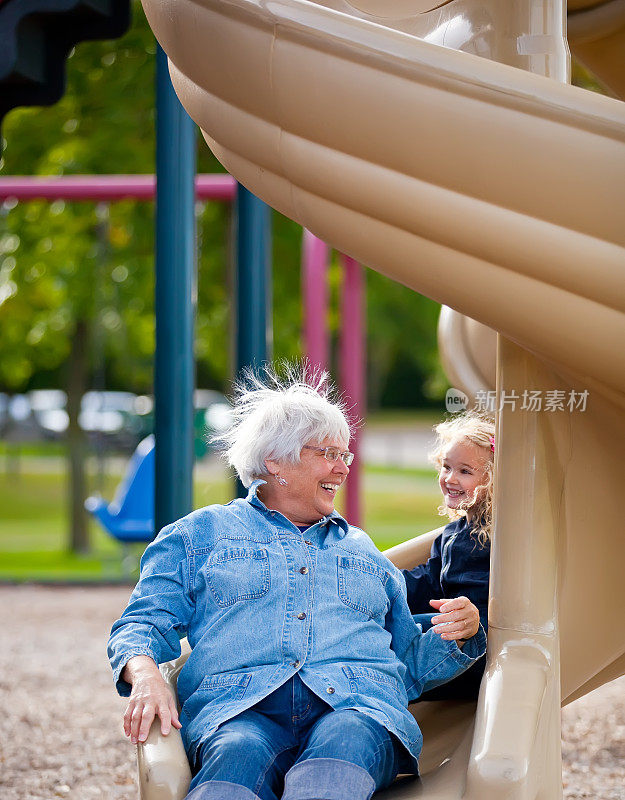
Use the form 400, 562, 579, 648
207, 547, 270, 607
342, 664, 397, 690
181, 672, 252, 722
341, 665, 406, 709
197, 672, 252, 695
337, 555, 390, 618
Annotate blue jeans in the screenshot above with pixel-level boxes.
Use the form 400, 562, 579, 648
185, 675, 402, 800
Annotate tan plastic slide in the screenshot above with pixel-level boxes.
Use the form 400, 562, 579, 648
136, 1, 625, 797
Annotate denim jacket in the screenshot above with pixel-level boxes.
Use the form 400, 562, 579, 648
403, 516, 490, 628
108, 481, 486, 768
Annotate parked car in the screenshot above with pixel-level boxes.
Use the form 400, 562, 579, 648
28, 390, 69, 439
80, 391, 153, 451
193, 389, 232, 457
0, 391, 64, 442
24, 390, 150, 450
1, 388, 232, 454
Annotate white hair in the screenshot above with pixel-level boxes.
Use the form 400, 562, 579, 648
215, 364, 352, 487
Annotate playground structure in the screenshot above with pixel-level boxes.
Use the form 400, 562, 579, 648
85, 434, 156, 542
133, 1, 625, 799
0, 173, 366, 537
0, 0, 370, 538
81, 235, 365, 543
0, 171, 248, 541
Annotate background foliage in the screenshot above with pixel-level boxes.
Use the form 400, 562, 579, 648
0, 0, 446, 409
0, 4, 605, 403
0, 2, 611, 557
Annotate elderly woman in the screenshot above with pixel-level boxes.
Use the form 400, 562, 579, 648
108, 369, 485, 800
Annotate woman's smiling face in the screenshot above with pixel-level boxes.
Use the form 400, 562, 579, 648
438, 439, 490, 516
262, 436, 350, 526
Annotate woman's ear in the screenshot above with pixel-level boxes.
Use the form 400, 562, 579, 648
264, 458, 280, 477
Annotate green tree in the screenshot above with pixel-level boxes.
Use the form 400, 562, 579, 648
0, 0, 447, 552
0, 2, 232, 552
1, 0, 443, 404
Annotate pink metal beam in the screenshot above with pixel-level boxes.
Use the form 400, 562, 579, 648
0, 174, 237, 202
302, 229, 329, 372
340, 255, 365, 528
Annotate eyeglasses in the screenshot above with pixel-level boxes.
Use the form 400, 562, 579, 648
302, 445, 354, 466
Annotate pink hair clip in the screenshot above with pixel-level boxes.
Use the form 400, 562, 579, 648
489, 436, 495, 453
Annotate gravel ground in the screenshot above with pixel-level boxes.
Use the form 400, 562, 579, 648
0, 586, 623, 800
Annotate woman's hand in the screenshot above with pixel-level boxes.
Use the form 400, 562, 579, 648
122, 655, 182, 744
429, 596, 480, 646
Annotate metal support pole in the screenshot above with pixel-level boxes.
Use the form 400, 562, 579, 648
234, 183, 271, 496
340, 255, 365, 527
302, 230, 329, 372
235, 184, 272, 372
154, 45, 197, 533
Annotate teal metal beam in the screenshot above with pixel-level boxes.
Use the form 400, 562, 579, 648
154, 45, 196, 533
234, 184, 272, 496
235, 184, 272, 371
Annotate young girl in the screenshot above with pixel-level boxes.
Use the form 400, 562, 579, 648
403, 412, 495, 701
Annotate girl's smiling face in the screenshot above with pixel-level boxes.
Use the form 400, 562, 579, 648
438, 439, 490, 517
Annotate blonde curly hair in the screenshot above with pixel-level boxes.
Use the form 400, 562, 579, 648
429, 412, 495, 545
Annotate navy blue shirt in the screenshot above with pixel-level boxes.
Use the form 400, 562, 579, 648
402, 517, 490, 628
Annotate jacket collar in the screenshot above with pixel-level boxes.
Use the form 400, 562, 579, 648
245, 479, 349, 534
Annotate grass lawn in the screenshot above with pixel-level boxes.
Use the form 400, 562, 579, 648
0, 455, 441, 583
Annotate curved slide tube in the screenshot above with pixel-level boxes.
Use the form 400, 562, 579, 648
437, 307, 496, 404
143, 0, 625, 392
439, 0, 625, 413
139, 0, 625, 797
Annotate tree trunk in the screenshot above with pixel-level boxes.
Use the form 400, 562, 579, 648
66, 318, 89, 554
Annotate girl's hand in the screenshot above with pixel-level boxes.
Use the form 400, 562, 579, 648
429, 596, 480, 644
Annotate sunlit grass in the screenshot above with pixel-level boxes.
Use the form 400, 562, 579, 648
0, 456, 441, 582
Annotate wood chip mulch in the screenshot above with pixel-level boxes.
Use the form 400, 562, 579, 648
0, 586, 623, 800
